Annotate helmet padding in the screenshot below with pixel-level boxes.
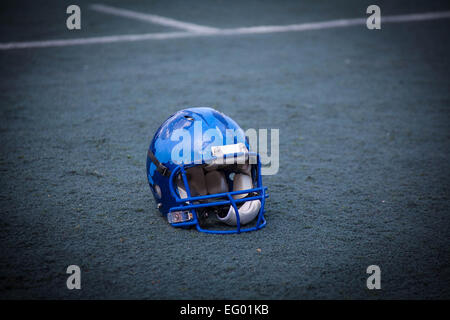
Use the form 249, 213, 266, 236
176, 166, 207, 198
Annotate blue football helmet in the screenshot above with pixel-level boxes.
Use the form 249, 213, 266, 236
146, 107, 268, 234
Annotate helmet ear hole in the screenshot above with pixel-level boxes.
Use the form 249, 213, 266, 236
154, 184, 162, 199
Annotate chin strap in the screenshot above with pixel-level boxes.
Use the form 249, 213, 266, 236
147, 149, 171, 177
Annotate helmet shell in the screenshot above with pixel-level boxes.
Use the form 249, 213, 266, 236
146, 107, 248, 215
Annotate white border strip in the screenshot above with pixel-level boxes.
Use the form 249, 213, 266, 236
90, 4, 219, 33
1, 11, 450, 50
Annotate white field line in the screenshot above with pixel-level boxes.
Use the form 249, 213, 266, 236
90, 3, 219, 33
0, 32, 196, 50
1, 11, 450, 50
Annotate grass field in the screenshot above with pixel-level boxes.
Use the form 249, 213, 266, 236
1, 0, 449, 299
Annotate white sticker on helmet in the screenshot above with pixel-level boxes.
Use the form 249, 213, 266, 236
210, 143, 248, 165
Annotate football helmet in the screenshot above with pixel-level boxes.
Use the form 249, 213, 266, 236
146, 107, 268, 234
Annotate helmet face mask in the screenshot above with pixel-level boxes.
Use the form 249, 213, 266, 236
146, 107, 268, 234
